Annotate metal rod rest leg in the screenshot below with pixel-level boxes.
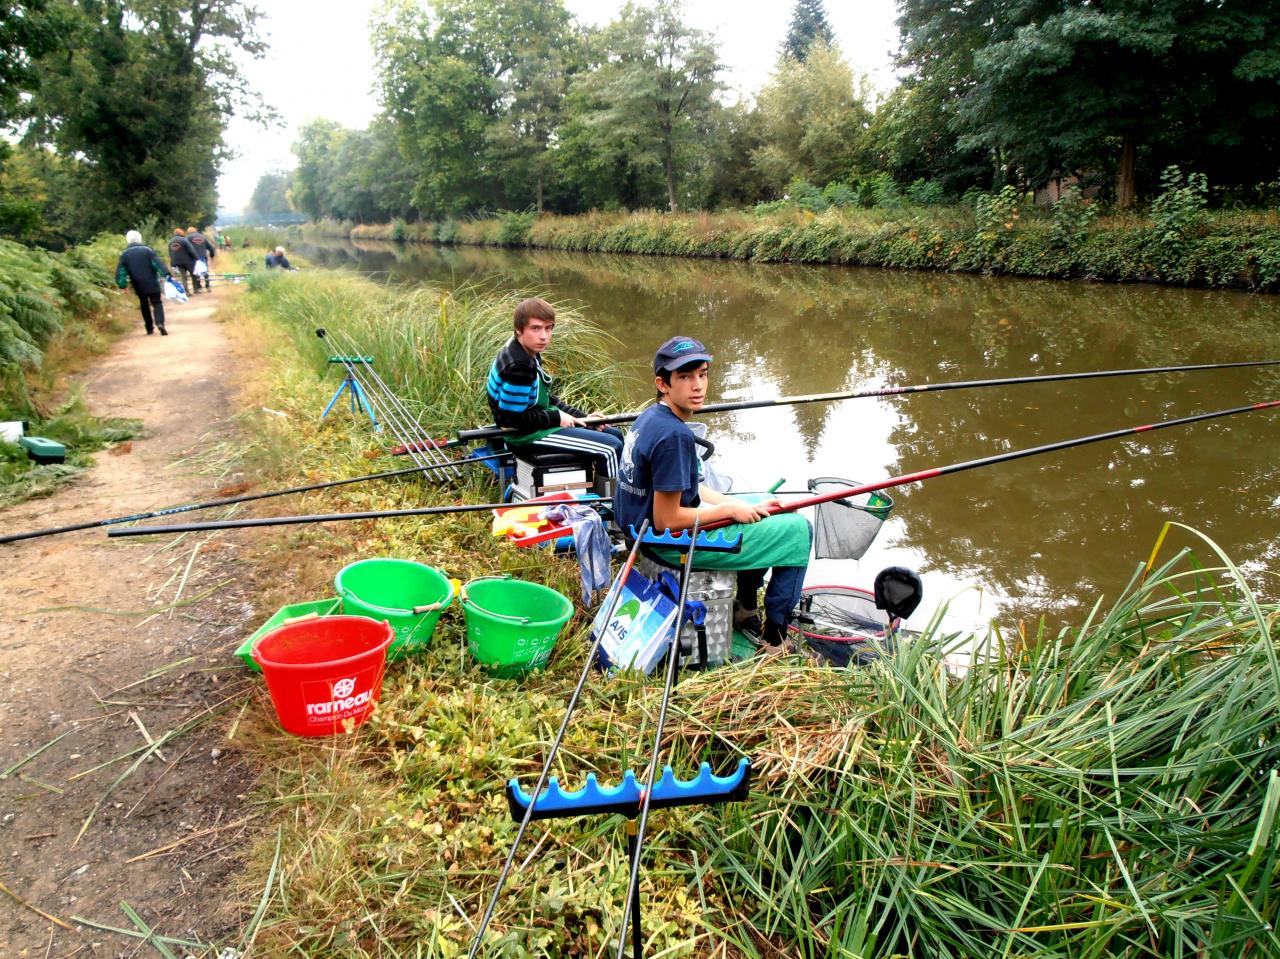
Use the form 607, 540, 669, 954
625, 820, 643, 959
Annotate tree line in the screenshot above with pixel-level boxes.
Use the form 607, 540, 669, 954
272, 0, 1280, 226
1, 0, 265, 247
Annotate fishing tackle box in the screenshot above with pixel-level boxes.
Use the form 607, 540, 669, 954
633, 555, 736, 668
19, 436, 66, 464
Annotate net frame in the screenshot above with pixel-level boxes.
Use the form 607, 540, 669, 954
806, 477, 894, 560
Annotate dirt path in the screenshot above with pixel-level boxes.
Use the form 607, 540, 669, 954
0, 281, 261, 957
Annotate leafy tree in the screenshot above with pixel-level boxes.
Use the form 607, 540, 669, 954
247, 170, 293, 220
22, 0, 267, 230
780, 0, 835, 63
290, 120, 345, 220
372, 0, 577, 216
898, 0, 1280, 206
570, 0, 721, 212
752, 42, 874, 194
0, 1, 65, 130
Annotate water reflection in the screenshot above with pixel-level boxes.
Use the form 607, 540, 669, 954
298, 239, 1280, 629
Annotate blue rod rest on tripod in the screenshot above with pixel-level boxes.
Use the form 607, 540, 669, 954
628, 526, 743, 552
506, 758, 751, 821
321, 363, 381, 432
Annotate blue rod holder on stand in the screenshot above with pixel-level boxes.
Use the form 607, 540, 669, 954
321, 359, 381, 432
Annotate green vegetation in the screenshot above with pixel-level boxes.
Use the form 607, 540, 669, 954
0, 234, 141, 503
316, 190, 1280, 291
221, 269, 1280, 956
272, 0, 1280, 230
2, 0, 266, 245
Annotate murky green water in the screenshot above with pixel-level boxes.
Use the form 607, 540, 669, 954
297, 239, 1280, 634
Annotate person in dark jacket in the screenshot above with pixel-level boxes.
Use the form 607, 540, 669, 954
168, 228, 200, 295
485, 297, 623, 479
115, 230, 172, 335
185, 226, 216, 290
264, 246, 292, 269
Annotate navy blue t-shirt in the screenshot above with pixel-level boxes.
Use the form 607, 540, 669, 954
614, 403, 701, 537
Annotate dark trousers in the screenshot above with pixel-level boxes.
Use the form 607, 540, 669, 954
194, 260, 211, 290
172, 266, 195, 293
137, 291, 165, 332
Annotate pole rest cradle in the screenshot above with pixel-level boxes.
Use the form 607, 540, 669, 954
506, 758, 751, 821
326, 355, 375, 364
629, 526, 743, 552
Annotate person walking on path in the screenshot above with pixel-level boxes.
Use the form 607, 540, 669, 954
185, 226, 216, 291
115, 230, 171, 335
168, 228, 200, 295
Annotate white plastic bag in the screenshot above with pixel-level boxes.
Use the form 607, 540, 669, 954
163, 278, 189, 303
193, 258, 208, 276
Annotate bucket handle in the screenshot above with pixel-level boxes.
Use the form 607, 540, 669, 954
280, 597, 342, 626
461, 575, 532, 625
412, 578, 460, 615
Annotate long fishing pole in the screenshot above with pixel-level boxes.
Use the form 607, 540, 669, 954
108, 493, 614, 537
318, 328, 464, 481
1, 452, 508, 546
116, 399, 1278, 539
614, 515, 701, 959
456, 359, 1280, 443
466, 519, 652, 959
698, 399, 1280, 531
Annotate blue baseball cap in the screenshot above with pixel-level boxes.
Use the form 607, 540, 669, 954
654, 336, 712, 373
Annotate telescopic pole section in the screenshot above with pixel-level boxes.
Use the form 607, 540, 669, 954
466, 519, 651, 959
700, 400, 1280, 531
0, 453, 507, 546
108, 494, 614, 537
614, 515, 701, 959
454, 359, 1280, 443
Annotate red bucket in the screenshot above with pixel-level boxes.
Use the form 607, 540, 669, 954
252, 615, 394, 737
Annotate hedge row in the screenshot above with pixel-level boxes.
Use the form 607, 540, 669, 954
304, 206, 1280, 292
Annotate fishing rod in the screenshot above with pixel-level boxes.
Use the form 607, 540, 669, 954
466, 519, 652, 959
110, 399, 1279, 539
108, 493, 613, 537
614, 516, 701, 959
318, 328, 464, 481
455, 359, 1280, 443
0, 452, 508, 546
698, 399, 1280, 531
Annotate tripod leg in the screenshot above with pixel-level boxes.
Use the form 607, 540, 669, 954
321, 378, 350, 419
350, 377, 382, 433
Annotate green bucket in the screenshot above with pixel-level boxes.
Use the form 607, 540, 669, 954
335, 559, 454, 660
461, 576, 573, 678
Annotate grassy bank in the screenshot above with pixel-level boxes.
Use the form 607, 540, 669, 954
302, 202, 1280, 292
0, 234, 144, 504
215, 267, 1280, 957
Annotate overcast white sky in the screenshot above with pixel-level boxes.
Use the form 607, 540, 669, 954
217, 0, 902, 214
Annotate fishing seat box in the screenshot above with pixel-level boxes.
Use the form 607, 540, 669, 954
508, 446, 612, 501
19, 436, 66, 464
634, 554, 735, 669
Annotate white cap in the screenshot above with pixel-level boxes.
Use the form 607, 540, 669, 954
125, 230, 142, 244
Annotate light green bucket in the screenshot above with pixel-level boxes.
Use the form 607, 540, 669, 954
461, 576, 573, 678
335, 559, 455, 660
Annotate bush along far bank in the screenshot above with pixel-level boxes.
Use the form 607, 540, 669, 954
304, 202, 1280, 294
225, 267, 1280, 957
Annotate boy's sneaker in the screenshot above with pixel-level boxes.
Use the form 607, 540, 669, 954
761, 619, 789, 648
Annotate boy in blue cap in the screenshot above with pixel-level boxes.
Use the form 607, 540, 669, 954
614, 336, 812, 647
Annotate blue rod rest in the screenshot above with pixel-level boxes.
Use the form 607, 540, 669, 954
507, 758, 751, 821
628, 526, 743, 552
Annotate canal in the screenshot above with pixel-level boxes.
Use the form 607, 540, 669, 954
297, 239, 1280, 637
